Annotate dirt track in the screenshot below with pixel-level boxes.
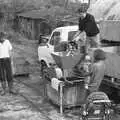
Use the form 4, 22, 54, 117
0, 73, 74, 120
0, 73, 119, 120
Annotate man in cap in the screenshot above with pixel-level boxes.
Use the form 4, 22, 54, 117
74, 3, 100, 53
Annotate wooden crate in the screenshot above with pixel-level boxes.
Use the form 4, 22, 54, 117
14, 64, 29, 75
12, 57, 29, 76
46, 79, 87, 108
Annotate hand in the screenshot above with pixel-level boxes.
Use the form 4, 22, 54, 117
73, 31, 81, 41
85, 84, 88, 89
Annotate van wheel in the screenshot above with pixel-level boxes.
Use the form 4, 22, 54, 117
40, 60, 48, 76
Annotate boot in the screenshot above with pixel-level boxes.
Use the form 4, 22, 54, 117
1, 81, 6, 96
8, 81, 17, 95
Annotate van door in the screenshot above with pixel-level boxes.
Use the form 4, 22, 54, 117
49, 31, 61, 52
38, 31, 61, 65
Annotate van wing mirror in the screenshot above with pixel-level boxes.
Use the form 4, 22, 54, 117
42, 37, 49, 43
46, 43, 49, 48
39, 35, 49, 44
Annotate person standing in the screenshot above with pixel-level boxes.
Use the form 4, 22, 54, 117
87, 49, 106, 93
0, 31, 15, 95
74, 3, 100, 53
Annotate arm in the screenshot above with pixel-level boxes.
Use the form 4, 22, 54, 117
74, 31, 81, 38
9, 49, 12, 58
88, 64, 100, 87
8, 41, 13, 58
72, 30, 82, 41
84, 64, 95, 89
6, 39, 13, 60
8, 41, 14, 74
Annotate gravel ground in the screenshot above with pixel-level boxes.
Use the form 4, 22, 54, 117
0, 73, 119, 120
0, 74, 74, 120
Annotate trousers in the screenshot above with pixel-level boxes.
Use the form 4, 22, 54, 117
0, 58, 13, 84
86, 33, 100, 48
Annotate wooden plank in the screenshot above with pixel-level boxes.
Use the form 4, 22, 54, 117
46, 79, 86, 108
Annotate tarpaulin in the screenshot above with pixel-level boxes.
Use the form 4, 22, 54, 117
105, 52, 120, 79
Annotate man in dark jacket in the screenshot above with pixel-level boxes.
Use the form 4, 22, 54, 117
74, 3, 100, 52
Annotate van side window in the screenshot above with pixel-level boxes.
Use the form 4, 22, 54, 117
49, 32, 60, 45
68, 31, 77, 41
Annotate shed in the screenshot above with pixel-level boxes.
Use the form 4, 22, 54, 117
16, 10, 51, 40
16, 7, 71, 40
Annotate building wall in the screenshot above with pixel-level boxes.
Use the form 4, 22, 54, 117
17, 17, 35, 40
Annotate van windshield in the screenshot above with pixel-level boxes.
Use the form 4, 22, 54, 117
49, 31, 60, 45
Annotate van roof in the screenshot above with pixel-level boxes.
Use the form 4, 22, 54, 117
54, 25, 79, 31
51, 25, 79, 42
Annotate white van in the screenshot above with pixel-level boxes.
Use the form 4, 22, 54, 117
38, 25, 79, 67
38, 24, 118, 68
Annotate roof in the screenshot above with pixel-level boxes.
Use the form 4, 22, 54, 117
17, 9, 48, 19
61, 16, 79, 24
50, 25, 79, 42
17, 6, 70, 19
